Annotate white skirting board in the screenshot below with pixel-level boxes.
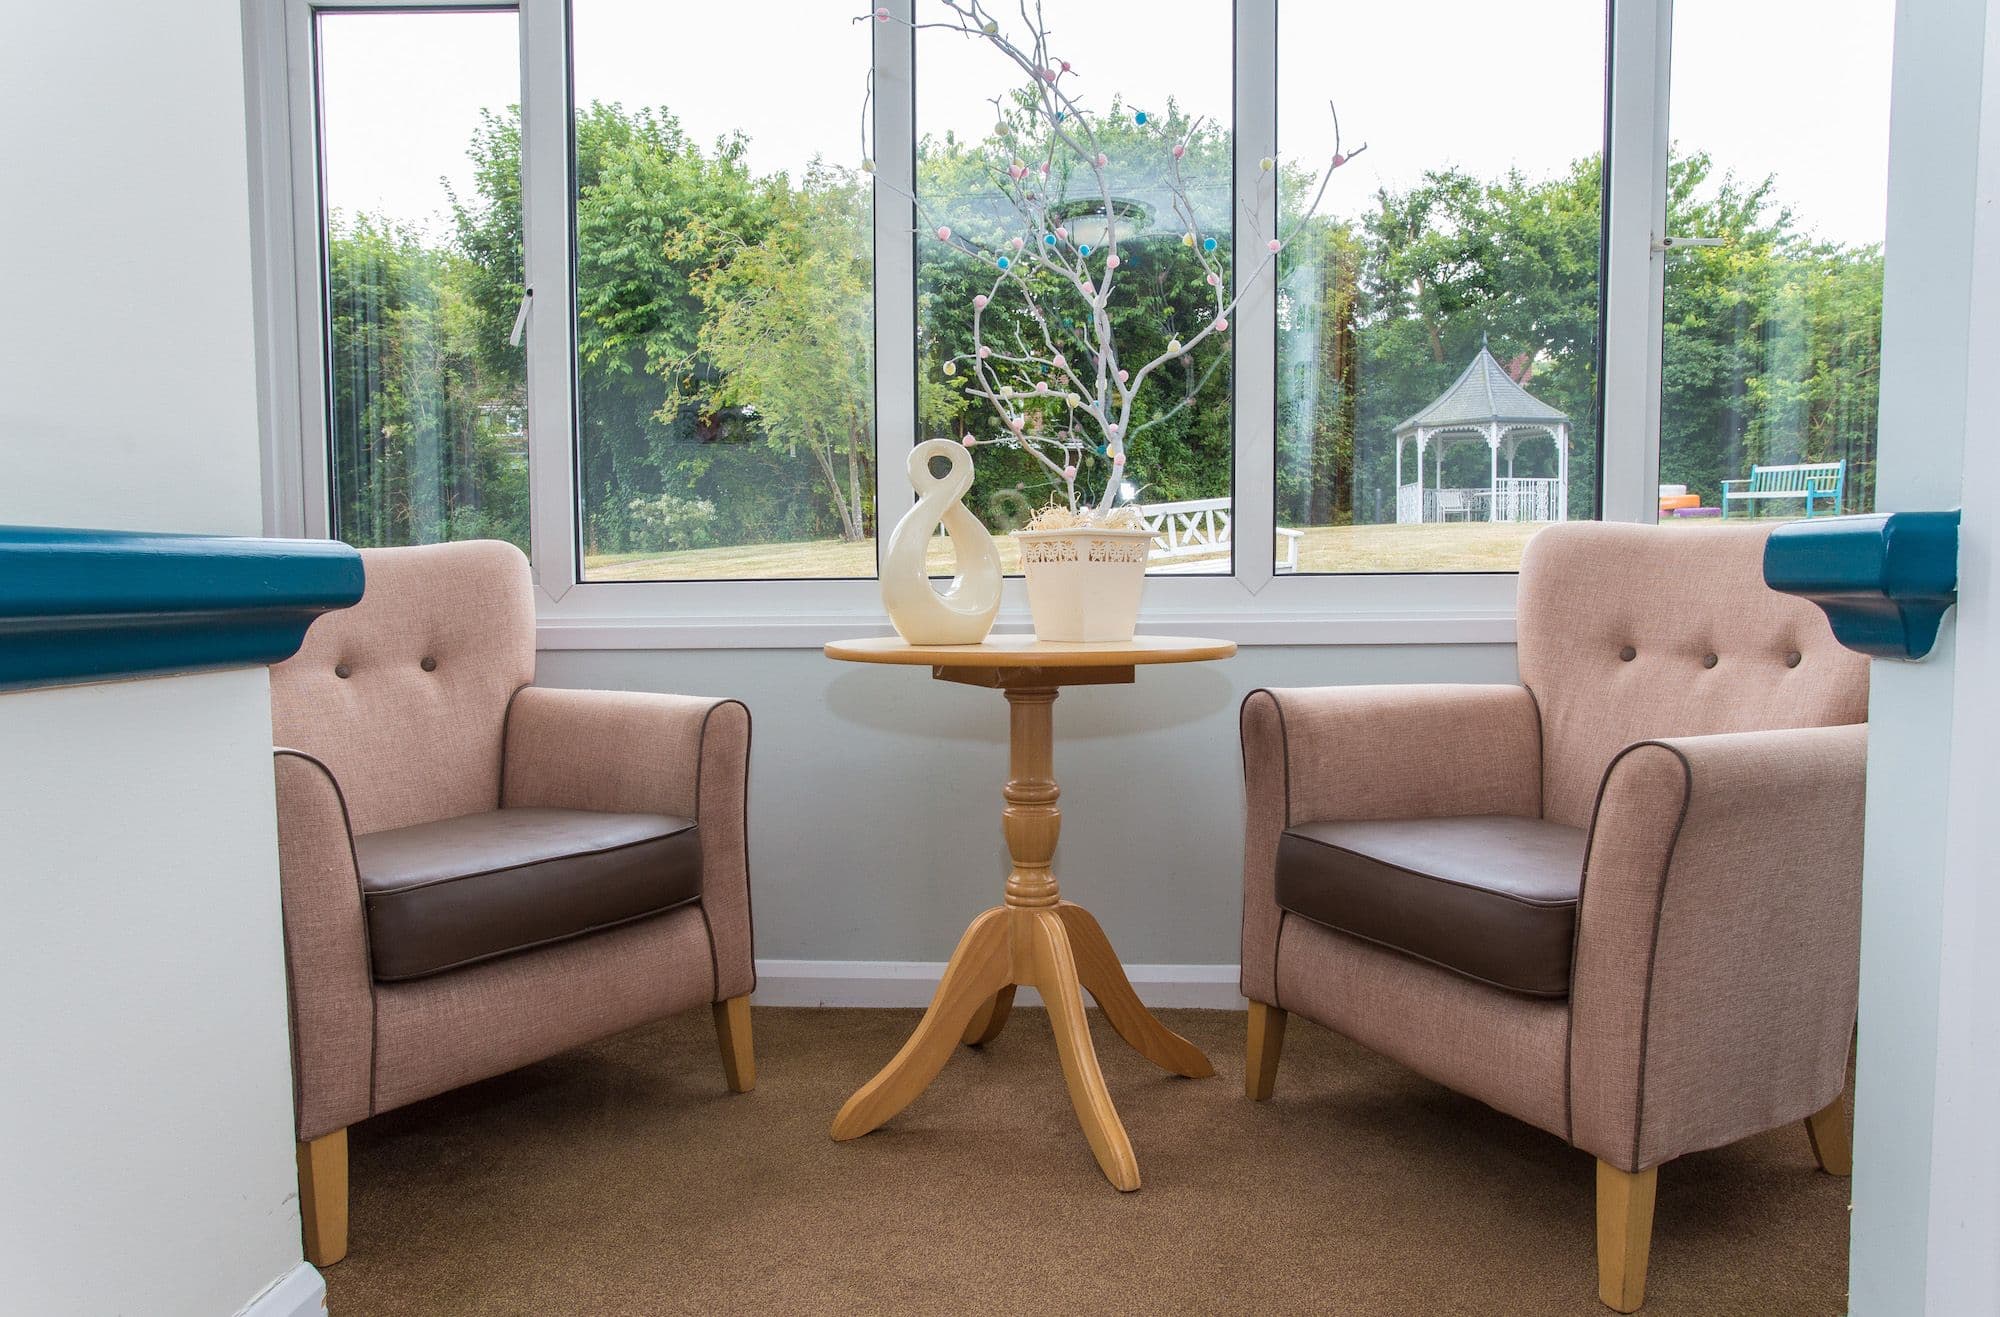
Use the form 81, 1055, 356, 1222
235, 1262, 325, 1317
752, 960, 1244, 1010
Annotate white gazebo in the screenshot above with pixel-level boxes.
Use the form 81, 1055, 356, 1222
1393, 342, 1570, 524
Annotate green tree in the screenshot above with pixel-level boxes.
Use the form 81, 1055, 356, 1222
325, 212, 527, 549
675, 169, 876, 541
1659, 150, 1882, 512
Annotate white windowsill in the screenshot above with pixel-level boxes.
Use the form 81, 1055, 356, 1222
532, 566, 1524, 649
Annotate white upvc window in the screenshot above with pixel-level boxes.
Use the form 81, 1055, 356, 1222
247, 0, 1891, 648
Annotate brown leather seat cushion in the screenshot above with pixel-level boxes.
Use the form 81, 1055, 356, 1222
353, 808, 701, 982
1275, 816, 1587, 997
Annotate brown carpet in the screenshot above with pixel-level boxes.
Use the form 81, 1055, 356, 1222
324, 1006, 1849, 1315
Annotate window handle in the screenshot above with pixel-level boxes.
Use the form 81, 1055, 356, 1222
1652, 235, 1726, 252
509, 289, 533, 348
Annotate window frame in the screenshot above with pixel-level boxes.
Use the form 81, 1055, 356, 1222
252, 0, 1680, 648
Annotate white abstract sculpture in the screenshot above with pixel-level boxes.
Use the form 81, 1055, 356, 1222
880, 438, 1002, 644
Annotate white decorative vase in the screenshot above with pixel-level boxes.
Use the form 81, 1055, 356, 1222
880, 439, 1002, 644
1015, 527, 1155, 643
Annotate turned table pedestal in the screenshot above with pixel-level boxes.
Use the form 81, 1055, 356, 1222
822, 634, 1236, 1190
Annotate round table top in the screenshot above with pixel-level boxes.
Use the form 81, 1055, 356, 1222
825, 633, 1237, 668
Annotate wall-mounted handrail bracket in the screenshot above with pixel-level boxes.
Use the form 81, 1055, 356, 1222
1763, 510, 1960, 660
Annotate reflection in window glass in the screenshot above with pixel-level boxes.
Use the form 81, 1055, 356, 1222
571, 1, 874, 581
317, 10, 527, 550
1658, 0, 1889, 525
916, 1, 1234, 575
1276, 1, 1605, 573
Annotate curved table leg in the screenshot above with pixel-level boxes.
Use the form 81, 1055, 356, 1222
1030, 909, 1142, 1191
1055, 902, 1215, 1079
962, 985, 1017, 1047
831, 908, 1013, 1141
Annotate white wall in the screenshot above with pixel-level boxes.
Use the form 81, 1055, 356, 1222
0, 1, 265, 535
535, 643, 1520, 968
1846, 0, 1995, 1310
0, 2, 311, 1314
0, 673, 304, 1315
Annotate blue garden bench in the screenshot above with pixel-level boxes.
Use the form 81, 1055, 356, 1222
1721, 461, 1846, 518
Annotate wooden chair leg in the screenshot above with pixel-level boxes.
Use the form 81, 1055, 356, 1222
713, 994, 756, 1093
1805, 1093, 1852, 1176
1245, 1000, 1287, 1101
296, 1129, 349, 1269
1596, 1160, 1658, 1313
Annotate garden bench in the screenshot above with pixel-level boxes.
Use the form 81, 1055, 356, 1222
1721, 461, 1846, 518
1138, 497, 1302, 574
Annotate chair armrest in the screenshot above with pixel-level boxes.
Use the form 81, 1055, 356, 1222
1720, 479, 1749, 492
1568, 723, 1867, 1171
1238, 684, 1542, 1001
273, 750, 375, 1141
501, 688, 754, 1000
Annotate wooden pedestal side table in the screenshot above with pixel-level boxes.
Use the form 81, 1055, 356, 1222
823, 634, 1237, 1191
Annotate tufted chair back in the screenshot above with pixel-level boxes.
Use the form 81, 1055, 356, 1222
1516, 523, 1869, 828
270, 540, 537, 835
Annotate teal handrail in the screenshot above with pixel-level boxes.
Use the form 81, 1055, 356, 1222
0, 526, 364, 690
1763, 511, 1959, 660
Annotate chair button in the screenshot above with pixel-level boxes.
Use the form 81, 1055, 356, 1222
1702, 653, 1719, 669
1786, 651, 1803, 668
334, 664, 351, 680
421, 656, 438, 672
1619, 645, 1636, 662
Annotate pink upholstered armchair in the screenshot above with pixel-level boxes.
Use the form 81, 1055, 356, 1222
1240, 524, 1868, 1311
269, 541, 754, 1267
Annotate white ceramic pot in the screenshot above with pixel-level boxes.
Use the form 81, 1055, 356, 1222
1015, 527, 1155, 642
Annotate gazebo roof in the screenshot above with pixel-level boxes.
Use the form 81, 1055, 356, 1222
1396, 343, 1570, 435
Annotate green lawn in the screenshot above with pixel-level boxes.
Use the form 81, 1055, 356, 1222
583, 519, 1720, 581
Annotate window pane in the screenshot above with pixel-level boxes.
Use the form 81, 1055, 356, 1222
1276, 1, 1605, 573
571, 1, 874, 581
915, 2, 1235, 575
317, 11, 527, 550
1658, 0, 1888, 526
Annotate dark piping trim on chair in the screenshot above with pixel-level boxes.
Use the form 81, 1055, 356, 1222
1564, 740, 1695, 1165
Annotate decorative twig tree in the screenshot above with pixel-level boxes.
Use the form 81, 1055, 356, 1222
864, 0, 1364, 521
